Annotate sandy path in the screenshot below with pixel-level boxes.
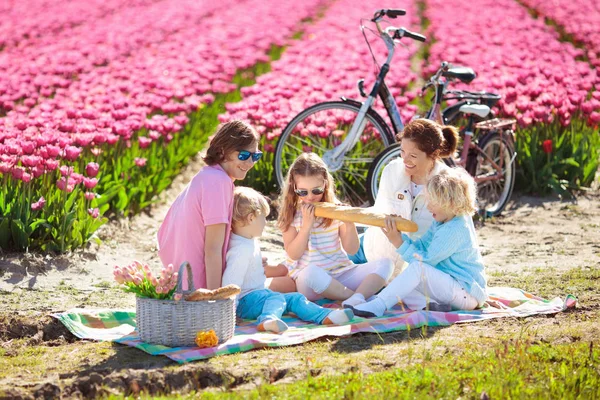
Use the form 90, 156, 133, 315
1, 152, 599, 298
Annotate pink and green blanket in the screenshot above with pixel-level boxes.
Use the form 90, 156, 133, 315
52, 287, 577, 364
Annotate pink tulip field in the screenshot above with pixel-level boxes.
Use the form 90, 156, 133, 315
0, 0, 323, 251
220, 0, 421, 195
1, 0, 599, 252
0, 0, 166, 51
424, 0, 600, 193
520, 0, 600, 70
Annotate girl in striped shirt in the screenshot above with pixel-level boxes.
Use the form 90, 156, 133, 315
278, 153, 394, 308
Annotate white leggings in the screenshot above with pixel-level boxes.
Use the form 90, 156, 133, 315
294, 259, 394, 301
378, 261, 479, 311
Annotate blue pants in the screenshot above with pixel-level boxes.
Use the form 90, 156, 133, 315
237, 289, 331, 324
348, 234, 367, 264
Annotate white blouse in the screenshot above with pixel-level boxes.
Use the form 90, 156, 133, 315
362, 158, 448, 269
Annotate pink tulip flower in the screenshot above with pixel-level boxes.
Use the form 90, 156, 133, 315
31, 197, 46, 211
85, 162, 100, 177
83, 177, 98, 189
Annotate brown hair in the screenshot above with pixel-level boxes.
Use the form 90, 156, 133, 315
277, 153, 338, 232
397, 119, 458, 159
427, 168, 477, 216
232, 186, 270, 226
203, 120, 260, 165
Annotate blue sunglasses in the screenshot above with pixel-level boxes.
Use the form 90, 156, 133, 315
238, 150, 263, 162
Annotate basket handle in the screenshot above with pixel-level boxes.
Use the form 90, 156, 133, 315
175, 261, 195, 293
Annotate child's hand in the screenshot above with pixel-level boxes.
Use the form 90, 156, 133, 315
381, 215, 403, 249
300, 203, 315, 230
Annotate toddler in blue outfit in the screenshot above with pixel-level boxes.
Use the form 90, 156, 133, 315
351, 168, 488, 318
222, 187, 354, 333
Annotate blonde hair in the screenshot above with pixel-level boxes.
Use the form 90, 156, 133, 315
233, 186, 270, 226
426, 168, 477, 216
277, 153, 337, 231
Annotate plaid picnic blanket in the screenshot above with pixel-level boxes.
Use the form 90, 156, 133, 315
52, 287, 577, 364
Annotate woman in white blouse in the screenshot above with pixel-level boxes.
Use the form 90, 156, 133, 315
350, 119, 459, 270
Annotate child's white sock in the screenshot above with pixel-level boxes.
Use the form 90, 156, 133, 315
322, 309, 354, 325
351, 297, 387, 318
258, 318, 288, 333
342, 293, 366, 309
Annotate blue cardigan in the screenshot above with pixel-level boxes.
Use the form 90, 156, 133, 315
397, 214, 487, 304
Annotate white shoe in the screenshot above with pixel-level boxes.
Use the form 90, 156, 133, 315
342, 293, 366, 309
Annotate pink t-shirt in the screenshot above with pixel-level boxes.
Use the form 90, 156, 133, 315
157, 164, 234, 289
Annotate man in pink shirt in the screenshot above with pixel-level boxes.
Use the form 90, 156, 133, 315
157, 121, 261, 290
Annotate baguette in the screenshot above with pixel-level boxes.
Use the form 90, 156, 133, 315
211, 284, 242, 300
184, 284, 241, 301
313, 202, 418, 232
184, 288, 213, 301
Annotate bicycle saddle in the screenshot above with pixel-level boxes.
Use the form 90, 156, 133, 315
445, 90, 501, 108
458, 103, 491, 118
443, 67, 476, 83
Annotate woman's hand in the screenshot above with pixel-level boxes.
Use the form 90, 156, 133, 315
381, 215, 404, 249
300, 203, 315, 231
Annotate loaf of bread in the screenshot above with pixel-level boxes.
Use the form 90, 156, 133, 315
313, 203, 418, 232
184, 284, 241, 301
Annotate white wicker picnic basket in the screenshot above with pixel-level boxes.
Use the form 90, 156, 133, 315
136, 261, 236, 347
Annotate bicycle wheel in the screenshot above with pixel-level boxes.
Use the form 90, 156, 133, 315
273, 101, 395, 206
473, 132, 516, 216
366, 143, 403, 204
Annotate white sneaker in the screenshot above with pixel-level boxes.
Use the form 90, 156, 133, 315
342, 293, 366, 309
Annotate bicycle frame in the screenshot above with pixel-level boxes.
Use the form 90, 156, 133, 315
322, 17, 405, 170
326, 38, 451, 168
323, 11, 517, 188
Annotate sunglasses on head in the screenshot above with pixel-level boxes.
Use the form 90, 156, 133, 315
294, 186, 326, 197
237, 150, 263, 162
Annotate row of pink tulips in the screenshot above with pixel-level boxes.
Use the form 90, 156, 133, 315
0, 0, 229, 116
424, 0, 600, 194
222, 0, 422, 137
520, 0, 600, 70
0, 0, 324, 251
0, 0, 162, 50
1, 0, 323, 186
424, 0, 600, 128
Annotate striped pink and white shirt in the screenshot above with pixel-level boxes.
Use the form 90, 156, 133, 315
285, 209, 356, 279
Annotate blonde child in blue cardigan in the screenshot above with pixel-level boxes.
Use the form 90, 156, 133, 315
351, 168, 488, 317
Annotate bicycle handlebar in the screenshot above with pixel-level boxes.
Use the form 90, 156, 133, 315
386, 9, 406, 18
421, 61, 450, 92
385, 26, 427, 43
372, 9, 406, 21
399, 28, 426, 42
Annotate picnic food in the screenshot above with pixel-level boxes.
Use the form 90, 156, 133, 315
184, 284, 241, 301
313, 202, 418, 232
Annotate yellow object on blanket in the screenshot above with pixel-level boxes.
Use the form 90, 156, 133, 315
195, 329, 219, 348
313, 202, 418, 232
